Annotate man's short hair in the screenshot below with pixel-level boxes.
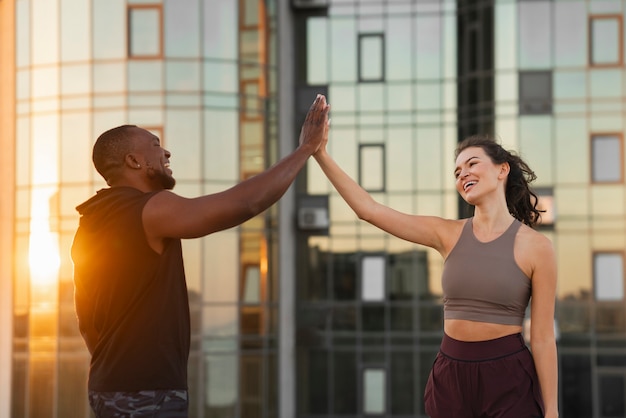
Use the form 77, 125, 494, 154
92, 125, 138, 183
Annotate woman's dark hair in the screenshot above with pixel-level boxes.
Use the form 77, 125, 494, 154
455, 134, 543, 227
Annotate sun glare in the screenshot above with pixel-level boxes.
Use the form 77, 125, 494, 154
28, 188, 60, 287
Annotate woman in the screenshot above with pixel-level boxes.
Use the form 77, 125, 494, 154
314, 117, 558, 417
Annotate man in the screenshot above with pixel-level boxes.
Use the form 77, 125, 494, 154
71, 95, 329, 417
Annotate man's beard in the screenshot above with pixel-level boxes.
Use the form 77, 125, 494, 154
149, 169, 176, 190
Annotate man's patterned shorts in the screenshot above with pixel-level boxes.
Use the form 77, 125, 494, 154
88, 389, 188, 418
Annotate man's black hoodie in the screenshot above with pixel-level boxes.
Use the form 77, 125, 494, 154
72, 187, 190, 392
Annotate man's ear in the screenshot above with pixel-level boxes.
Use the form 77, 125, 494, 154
125, 153, 142, 169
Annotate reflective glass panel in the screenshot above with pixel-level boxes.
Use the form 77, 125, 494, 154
363, 368, 386, 414
599, 375, 625, 416
386, 16, 411, 81
591, 134, 622, 183
32, 0, 58, 65
61, 0, 90, 62
518, 1, 551, 69
203, 0, 236, 59
129, 6, 162, 57
390, 352, 413, 414
359, 144, 385, 192
164, 0, 199, 57
330, 18, 357, 82
333, 351, 356, 414
594, 253, 624, 301
93, 0, 126, 59
361, 255, 385, 301
307, 17, 328, 84
359, 33, 384, 81
590, 16, 621, 66
204, 353, 237, 414
554, 1, 586, 67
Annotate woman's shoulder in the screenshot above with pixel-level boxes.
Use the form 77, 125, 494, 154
516, 222, 555, 255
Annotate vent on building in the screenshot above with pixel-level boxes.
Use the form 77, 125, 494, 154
298, 207, 329, 230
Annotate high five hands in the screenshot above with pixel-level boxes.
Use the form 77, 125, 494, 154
299, 94, 330, 155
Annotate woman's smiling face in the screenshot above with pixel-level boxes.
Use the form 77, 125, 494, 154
454, 146, 507, 204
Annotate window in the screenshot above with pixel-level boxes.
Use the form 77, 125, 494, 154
128, 5, 163, 59
359, 144, 385, 192
598, 373, 626, 417
591, 134, 623, 183
241, 80, 263, 121
519, 71, 552, 115
589, 15, 623, 67
363, 368, 386, 415
594, 252, 624, 301
361, 255, 385, 302
358, 33, 385, 82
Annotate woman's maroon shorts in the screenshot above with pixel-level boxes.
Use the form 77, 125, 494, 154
424, 333, 544, 418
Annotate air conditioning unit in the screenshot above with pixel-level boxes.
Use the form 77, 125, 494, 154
298, 207, 329, 230
292, 0, 329, 9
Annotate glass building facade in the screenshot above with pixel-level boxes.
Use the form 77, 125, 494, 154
1, 0, 626, 418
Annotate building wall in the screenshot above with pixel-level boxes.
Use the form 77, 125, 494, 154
294, 1, 626, 417
9, 0, 279, 417
294, 2, 459, 416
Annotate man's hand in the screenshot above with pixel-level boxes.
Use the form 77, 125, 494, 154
299, 94, 329, 154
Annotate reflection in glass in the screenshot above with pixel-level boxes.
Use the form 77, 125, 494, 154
359, 33, 384, 82
590, 16, 622, 66
61, 0, 90, 62
599, 375, 625, 417
166, 61, 200, 91
561, 355, 593, 418
333, 351, 356, 414
596, 304, 626, 334
362, 305, 385, 332
204, 353, 237, 416
128, 6, 162, 58
519, 71, 552, 115
307, 17, 328, 84
415, 14, 442, 79
164, 1, 199, 58
591, 134, 622, 183
386, 16, 411, 81
298, 350, 328, 415
129, 6, 162, 58
361, 255, 385, 301
553, 71, 586, 99
390, 306, 412, 331
391, 352, 414, 414
589, 68, 622, 98
359, 144, 385, 192
331, 18, 357, 82
363, 368, 386, 414
594, 252, 624, 301
518, 1, 551, 69
554, 1, 586, 67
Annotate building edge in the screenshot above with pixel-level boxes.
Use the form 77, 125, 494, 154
0, 0, 16, 417
277, 1, 297, 417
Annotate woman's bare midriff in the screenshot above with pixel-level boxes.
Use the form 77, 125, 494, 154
444, 319, 523, 342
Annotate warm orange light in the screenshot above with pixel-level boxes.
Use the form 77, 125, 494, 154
28, 188, 60, 287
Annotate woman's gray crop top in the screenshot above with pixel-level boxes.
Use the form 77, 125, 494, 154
441, 217, 531, 326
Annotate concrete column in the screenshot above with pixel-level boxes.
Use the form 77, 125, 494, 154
0, 0, 16, 416
277, 1, 297, 417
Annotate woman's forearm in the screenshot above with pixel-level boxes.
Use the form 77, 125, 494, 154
314, 149, 376, 221
531, 339, 559, 417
